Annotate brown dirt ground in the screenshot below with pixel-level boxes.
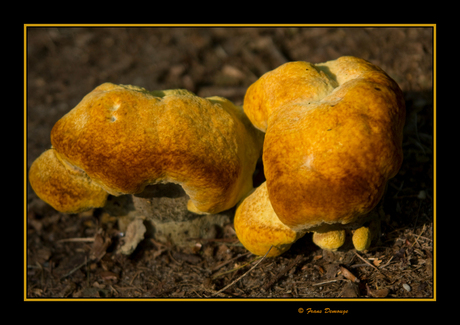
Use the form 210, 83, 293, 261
25, 26, 434, 305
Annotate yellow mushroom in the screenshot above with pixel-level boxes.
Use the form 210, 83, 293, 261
352, 226, 372, 251
235, 56, 405, 255
312, 230, 346, 251
29, 83, 264, 215
234, 182, 305, 257
28, 149, 108, 214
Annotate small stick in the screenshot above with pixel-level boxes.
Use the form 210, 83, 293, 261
412, 224, 427, 248
354, 251, 389, 279
380, 256, 394, 269
312, 279, 343, 286
212, 246, 273, 296
60, 259, 88, 280
212, 252, 252, 272
57, 237, 95, 243
354, 251, 379, 271
212, 255, 259, 279
340, 266, 360, 283
188, 237, 239, 243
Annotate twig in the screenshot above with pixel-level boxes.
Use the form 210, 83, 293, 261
212, 251, 252, 272
212, 255, 259, 279
312, 279, 343, 286
188, 237, 239, 243
212, 245, 273, 296
412, 224, 427, 248
353, 251, 379, 271
350, 263, 372, 269
56, 237, 95, 243
417, 235, 432, 242
353, 251, 390, 279
380, 256, 394, 269
60, 258, 88, 280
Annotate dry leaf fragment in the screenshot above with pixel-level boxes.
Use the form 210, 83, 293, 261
314, 264, 326, 275
99, 270, 118, 281
373, 288, 390, 298
373, 258, 382, 267
90, 229, 112, 262
366, 284, 389, 297
340, 266, 360, 283
313, 254, 323, 261
118, 217, 146, 255
150, 238, 169, 259
339, 281, 360, 298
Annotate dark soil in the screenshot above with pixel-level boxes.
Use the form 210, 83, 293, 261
26, 26, 434, 301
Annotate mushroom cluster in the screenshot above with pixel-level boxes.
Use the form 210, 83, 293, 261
29, 83, 264, 215
234, 56, 405, 256
29, 56, 405, 258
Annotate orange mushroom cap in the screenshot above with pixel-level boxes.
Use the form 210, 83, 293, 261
29, 83, 263, 214
245, 56, 405, 231
235, 56, 405, 255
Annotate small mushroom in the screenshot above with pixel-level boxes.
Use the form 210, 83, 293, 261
312, 229, 346, 251
234, 182, 306, 257
29, 83, 264, 215
235, 56, 405, 256
352, 226, 372, 251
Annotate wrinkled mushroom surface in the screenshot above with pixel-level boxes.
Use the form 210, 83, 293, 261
235, 56, 405, 255
29, 83, 264, 215
28, 148, 108, 214
234, 182, 305, 257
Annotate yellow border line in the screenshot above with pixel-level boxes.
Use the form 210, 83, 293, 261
432, 24, 436, 302
24, 24, 28, 302
24, 23, 436, 302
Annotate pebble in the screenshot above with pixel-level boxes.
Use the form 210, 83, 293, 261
418, 190, 426, 199
403, 283, 411, 292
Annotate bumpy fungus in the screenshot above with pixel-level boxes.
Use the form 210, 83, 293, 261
29, 83, 264, 214
234, 182, 305, 257
312, 230, 346, 251
235, 56, 405, 256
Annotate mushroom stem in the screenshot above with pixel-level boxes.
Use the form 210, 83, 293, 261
102, 183, 235, 246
